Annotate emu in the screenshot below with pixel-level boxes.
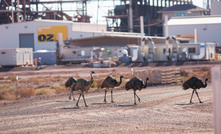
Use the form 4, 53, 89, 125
72, 71, 95, 107
125, 77, 149, 105
65, 77, 77, 101
101, 75, 124, 103
182, 77, 208, 103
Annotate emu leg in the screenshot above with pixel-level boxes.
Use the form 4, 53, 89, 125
82, 93, 88, 107
76, 93, 82, 107
190, 90, 195, 103
104, 90, 107, 103
135, 92, 141, 102
69, 90, 75, 101
111, 90, 114, 103
134, 90, 137, 105
195, 90, 203, 103
72, 91, 75, 101
69, 90, 72, 100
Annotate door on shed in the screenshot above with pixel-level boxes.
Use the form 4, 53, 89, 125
19, 34, 34, 51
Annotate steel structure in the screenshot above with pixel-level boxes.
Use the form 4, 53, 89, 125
0, 0, 193, 36
105, 0, 193, 36
0, 0, 89, 24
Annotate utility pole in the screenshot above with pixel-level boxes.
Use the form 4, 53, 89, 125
128, 0, 133, 32
17, 0, 20, 22
11, 0, 14, 23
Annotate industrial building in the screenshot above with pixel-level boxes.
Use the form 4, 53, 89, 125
160, 0, 221, 45
57, 34, 216, 65
0, 0, 195, 36
158, 3, 209, 37
0, 19, 106, 51
167, 16, 221, 45
0, 0, 219, 66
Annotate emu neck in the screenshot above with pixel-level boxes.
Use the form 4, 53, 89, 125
116, 77, 123, 86
142, 79, 148, 89
90, 73, 94, 86
203, 79, 208, 88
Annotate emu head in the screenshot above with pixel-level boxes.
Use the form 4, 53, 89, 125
91, 71, 95, 74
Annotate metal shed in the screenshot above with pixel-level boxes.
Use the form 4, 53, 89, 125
33, 51, 56, 65
167, 16, 221, 45
0, 48, 33, 66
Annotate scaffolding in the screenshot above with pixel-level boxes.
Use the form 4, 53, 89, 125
0, 0, 90, 24
0, 0, 193, 36
105, 0, 193, 36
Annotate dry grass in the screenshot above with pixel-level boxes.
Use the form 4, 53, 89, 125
180, 67, 211, 83
0, 85, 12, 100
0, 76, 4, 80
9, 75, 18, 82
19, 86, 35, 98
0, 67, 212, 101
0, 85, 36, 100
19, 76, 67, 84
35, 88, 55, 96
0, 76, 68, 100
51, 85, 68, 94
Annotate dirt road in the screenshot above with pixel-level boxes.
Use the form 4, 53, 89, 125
0, 84, 214, 133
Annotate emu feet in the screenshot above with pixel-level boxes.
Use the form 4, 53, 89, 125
189, 101, 203, 104
69, 97, 75, 101
138, 98, 141, 102
75, 104, 88, 107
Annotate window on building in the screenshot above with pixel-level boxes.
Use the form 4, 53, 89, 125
81, 51, 85, 56
176, 12, 187, 16
77, 50, 85, 56
72, 51, 76, 54
188, 47, 196, 54
1, 52, 6, 54
77, 50, 81, 56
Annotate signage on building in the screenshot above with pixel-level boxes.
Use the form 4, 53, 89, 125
37, 26, 68, 42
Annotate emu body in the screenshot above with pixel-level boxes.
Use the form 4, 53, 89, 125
125, 77, 149, 105
182, 77, 208, 103
101, 75, 124, 103
72, 71, 95, 107
65, 77, 77, 101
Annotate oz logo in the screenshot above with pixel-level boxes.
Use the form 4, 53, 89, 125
38, 34, 54, 42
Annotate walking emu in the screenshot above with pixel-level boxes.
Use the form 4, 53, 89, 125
125, 77, 149, 105
101, 75, 124, 103
182, 77, 208, 103
72, 71, 95, 107
65, 77, 77, 101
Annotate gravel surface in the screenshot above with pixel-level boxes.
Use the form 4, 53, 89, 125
0, 64, 215, 133
0, 85, 213, 133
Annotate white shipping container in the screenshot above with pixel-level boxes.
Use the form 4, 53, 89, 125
0, 48, 33, 66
